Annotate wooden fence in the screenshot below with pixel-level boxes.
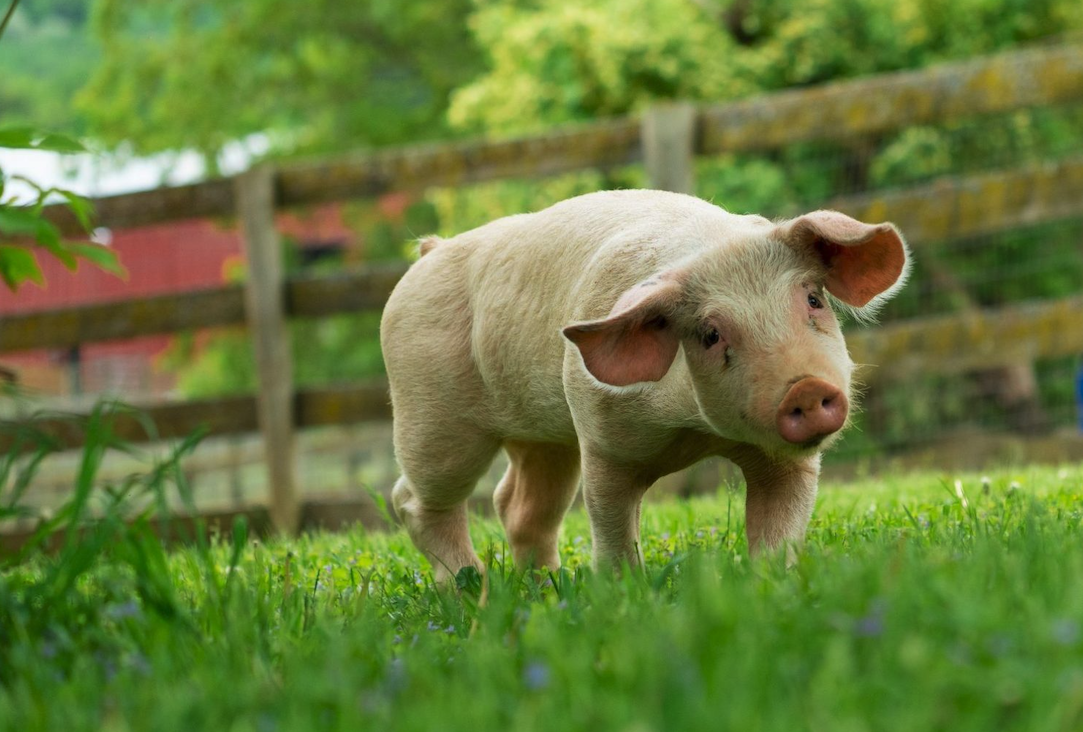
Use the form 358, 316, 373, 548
4, 42, 1083, 535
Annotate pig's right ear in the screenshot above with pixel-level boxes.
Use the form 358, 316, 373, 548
779, 210, 910, 314
562, 277, 683, 387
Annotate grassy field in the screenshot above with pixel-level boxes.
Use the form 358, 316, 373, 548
3, 432, 1083, 730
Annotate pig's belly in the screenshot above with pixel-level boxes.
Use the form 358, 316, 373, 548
472, 353, 579, 445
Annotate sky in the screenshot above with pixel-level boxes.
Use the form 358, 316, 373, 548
0, 135, 270, 204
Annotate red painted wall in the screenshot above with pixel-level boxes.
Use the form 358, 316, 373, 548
0, 205, 353, 397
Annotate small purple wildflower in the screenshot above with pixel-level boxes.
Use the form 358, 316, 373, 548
105, 600, 142, 622
855, 600, 886, 638
523, 661, 551, 691
427, 621, 440, 632
855, 615, 884, 637
1052, 619, 1080, 647
127, 652, 151, 677
986, 634, 1014, 657
385, 658, 408, 693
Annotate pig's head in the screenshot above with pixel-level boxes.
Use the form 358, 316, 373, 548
563, 210, 909, 457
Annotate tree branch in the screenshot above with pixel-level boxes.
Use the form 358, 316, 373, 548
0, 0, 21, 43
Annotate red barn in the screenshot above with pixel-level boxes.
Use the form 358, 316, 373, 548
0, 204, 355, 398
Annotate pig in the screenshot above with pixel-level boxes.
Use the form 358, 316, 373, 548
380, 190, 909, 581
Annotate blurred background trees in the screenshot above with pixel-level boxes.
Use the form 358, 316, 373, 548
3, 0, 1083, 465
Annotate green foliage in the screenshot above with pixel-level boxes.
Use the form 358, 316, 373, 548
0, 4, 99, 133
77, 0, 483, 164
0, 128, 124, 291
449, 0, 745, 135
3, 448, 1083, 730
452, 0, 1083, 134
0, 400, 204, 686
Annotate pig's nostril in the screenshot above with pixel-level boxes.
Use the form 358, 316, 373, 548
791, 407, 802, 417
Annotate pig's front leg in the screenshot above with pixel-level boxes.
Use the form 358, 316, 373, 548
733, 447, 820, 560
580, 450, 651, 569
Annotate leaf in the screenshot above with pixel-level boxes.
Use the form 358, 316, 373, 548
0, 127, 36, 150
0, 207, 42, 236
0, 245, 45, 291
0, 129, 86, 153
36, 230, 78, 271
67, 242, 128, 278
34, 134, 86, 153
33, 218, 61, 250
0, 212, 79, 270
58, 191, 95, 232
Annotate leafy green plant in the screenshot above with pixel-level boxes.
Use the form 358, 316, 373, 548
3, 457, 1083, 730
0, 399, 207, 684
0, 128, 126, 291
0, 0, 123, 291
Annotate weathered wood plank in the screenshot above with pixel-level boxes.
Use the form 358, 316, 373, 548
0, 384, 390, 453
43, 178, 236, 238
827, 155, 1083, 245
276, 118, 642, 208
41, 44, 1082, 235
848, 295, 1083, 383
643, 103, 697, 194
0, 286, 246, 353
5, 286, 1081, 450
0, 505, 274, 556
297, 381, 392, 427
13, 155, 1083, 356
701, 43, 1083, 155
236, 167, 299, 534
287, 263, 408, 318
0, 396, 259, 453
0, 266, 411, 354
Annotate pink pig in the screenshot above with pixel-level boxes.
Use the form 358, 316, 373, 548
380, 190, 909, 580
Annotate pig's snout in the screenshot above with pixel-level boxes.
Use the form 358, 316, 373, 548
776, 378, 848, 445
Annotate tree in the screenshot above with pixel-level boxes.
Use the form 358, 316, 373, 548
77, 0, 483, 166
450, 0, 1083, 134
0, 0, 122, 291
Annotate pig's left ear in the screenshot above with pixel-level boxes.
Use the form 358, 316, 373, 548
779, 210, 910, 310
562, 275, 684, 387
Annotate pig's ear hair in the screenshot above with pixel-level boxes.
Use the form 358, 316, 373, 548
780, 210, 910, 321
562, 276, 684, 388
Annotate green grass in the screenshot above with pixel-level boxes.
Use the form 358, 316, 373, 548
2, 411, 1083, 730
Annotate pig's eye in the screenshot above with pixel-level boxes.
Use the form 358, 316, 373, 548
701, 328, 720, 349
808, 293, 824, 310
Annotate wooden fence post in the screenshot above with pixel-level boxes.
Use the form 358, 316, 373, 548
235, 166, 300, 534
642, 103, 697, 194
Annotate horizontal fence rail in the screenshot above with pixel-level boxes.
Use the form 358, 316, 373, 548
3, 292, 1077, 451
12, 155, 1083, 355
0, 383, 391, 454
0, 264, 409, 353
849, 296, 1083, 383
41, 43, 1083, 237
699, 42, 1083, 154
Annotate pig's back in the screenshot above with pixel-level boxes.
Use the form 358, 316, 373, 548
456, 190, 720, 442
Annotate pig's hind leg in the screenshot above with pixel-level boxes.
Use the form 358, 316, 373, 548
494, 442, 581, 570
391, 420, 500, 584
